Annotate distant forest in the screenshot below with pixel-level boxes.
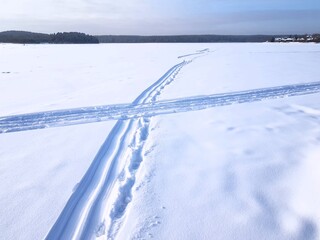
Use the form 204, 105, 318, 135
0, 31, 99, 44
0, 31, 319, 44
96, 35, 277, 43
97, 34, 320, 43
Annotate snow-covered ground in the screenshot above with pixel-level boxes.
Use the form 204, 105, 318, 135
0, 43, 319, 240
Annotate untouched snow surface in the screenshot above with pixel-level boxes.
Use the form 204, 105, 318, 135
0, 43, 320, 240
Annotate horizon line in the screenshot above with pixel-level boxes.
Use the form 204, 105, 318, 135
1, 30, 319, 36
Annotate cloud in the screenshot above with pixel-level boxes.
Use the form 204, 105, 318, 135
0, 0, 319, 34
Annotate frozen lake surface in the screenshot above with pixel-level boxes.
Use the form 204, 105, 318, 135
0, 43, 320, 240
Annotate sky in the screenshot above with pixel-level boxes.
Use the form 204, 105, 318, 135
0, 0, 320, 35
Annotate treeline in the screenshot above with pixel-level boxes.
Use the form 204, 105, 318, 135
96, 35, 277, 43
315, 34, 320, 42
1, 31, 319, 44
51, 32, 99, 44
0, 31, 99, 44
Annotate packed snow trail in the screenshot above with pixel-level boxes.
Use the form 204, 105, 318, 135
1, 81, 320, 134
45, 56, 192, 239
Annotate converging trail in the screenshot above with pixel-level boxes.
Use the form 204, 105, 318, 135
45, 50, 201, 239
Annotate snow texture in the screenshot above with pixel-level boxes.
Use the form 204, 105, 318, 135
0, 43, 320, 240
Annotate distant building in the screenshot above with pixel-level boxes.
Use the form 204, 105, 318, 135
274, 35, 316, 43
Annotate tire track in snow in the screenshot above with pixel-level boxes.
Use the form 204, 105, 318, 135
1, 81, 320, 134
45, 52, 196, 239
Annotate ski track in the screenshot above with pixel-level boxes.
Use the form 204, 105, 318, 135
1, 81, 320, 134
177, 48, 209, 58
45, 49, 196, 239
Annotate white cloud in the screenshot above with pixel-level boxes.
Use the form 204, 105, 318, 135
0, 0, 319, 34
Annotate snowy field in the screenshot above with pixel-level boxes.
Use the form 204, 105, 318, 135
0, 43, 320, 240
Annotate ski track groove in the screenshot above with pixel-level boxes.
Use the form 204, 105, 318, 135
1, 81, 320, 134
45, 53, 193, 239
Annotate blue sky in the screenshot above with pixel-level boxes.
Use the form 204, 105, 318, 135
1, 0, 319, 35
